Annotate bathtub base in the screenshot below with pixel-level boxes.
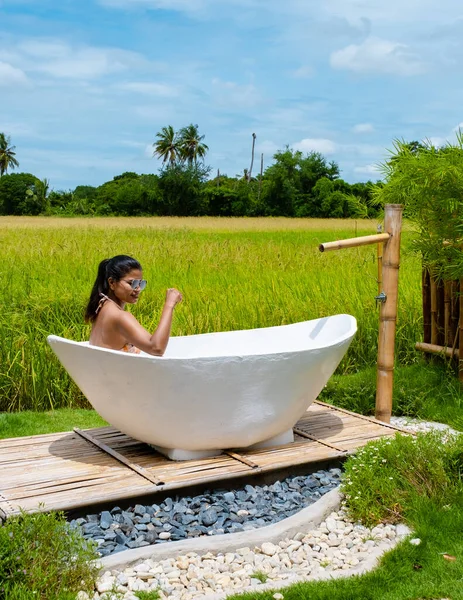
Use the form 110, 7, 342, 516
151, 428, 295, 461
243, 428, 294, 450
151, 445, 223, 461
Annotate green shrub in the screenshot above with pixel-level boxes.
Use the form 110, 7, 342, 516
0, 510, 99, 600
250, 570, 268, 583
134, 591, 161, 600
342, 430, 463, 527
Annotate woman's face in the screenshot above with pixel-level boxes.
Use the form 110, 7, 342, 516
110, 268, 145, 305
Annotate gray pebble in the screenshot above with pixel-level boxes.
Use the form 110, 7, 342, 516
74, 468, 341, 557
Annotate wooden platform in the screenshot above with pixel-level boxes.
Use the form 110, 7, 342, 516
0, 402, 408, 518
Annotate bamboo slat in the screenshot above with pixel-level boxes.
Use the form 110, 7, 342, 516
437, 279, 445, 346
0, 402, 410, 517
74, 427, 164, 486
224, 451, 260, 470
430, 276, 438, 345
415, 342, 459, 359
422, 269, 431, 344
292, 427, 347, 453
316, 401, 412, 434
450, 280, 459, 346
444, 280, 451, 346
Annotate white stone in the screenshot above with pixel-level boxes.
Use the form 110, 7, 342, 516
326, 518, 337, 532
134, 563, 150, 573
96, 578, 115, 594
396, 524, 411, 537
176, 558, 189, 570
261, 542, 278, 556
409, 538, 421, 546
116, 573, 128, 586
273, 594, 284, 600
159, 531, 171, 540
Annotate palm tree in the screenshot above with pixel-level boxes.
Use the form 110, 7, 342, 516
153, 125, 180, 165
0, 133, 19, 176
178, 124, 208, 165
247, 132, 256, 182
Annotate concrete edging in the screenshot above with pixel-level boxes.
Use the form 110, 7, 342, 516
100, 487, 342, 571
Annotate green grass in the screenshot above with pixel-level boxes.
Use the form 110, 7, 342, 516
251, 571, 269, 584
134, 591, 161, 600
0, 216, 422, 412
342, 431, 463, 526
319, 361, 463, 431
227, 433, 463, 600
0, 409, 106, 439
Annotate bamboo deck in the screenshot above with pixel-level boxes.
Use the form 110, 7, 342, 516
0, 401, 408, 518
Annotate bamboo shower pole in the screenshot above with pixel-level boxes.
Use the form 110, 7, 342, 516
375, 204, 404, 423
377, 225, 383, 297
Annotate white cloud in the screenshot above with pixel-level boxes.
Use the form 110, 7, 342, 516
14, 39, 149, 79
453, 122, 463, 132
330, 36, 425, 76
293, 138, 336, 154
0, 61, 29, 87
353, 123, 374, 133
321, 0, 461, 26
98, 0, 256, 13
256, 140, 279, 156
354, 164, 379, 174
428, 136, 446, 147
291, 65, 314, 79
211, 78, 261, 108
117, 81, 179, 96
99, 0, 206, 9
0, 121, 36, 137
118, 139, 147, 148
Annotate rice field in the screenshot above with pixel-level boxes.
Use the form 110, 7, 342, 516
0, 216, 422, 412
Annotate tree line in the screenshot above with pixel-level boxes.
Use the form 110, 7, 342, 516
0, 126, 381, 218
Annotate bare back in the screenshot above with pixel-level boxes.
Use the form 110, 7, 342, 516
89, 300, 140, 353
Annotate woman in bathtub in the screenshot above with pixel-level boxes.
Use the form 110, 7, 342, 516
85, 255, 182, 355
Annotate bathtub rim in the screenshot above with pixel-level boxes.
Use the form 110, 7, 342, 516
47, 313, 357, 361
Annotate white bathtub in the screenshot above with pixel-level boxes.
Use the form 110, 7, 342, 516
47, 314, 356, 460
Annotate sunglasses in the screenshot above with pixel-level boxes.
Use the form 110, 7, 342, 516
122, 279, 147, 291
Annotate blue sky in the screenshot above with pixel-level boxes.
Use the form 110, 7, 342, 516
1, 0, 463, 191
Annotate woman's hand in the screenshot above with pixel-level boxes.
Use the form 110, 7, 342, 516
165, 288, 183, 308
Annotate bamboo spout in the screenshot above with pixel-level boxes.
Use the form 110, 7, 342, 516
319, 232, 390, 253
375, 204, 403, 423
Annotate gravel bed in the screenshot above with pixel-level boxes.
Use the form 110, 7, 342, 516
390, 416, 460, 437
73, 417, 457, 599
70, 469, 342, 557
81, 508, 407, 600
